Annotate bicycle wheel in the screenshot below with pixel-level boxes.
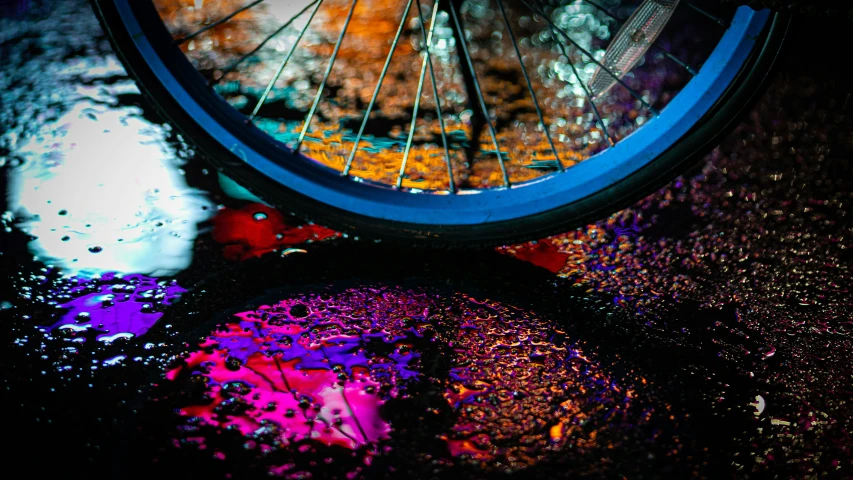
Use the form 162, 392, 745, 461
91, 0, 787, 245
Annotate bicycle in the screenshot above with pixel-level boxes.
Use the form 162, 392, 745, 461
91, 0, 788, 245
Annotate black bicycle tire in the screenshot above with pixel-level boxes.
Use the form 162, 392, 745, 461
90, 1, 790, 247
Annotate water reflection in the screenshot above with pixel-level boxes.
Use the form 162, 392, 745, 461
6, 93, 214, 277
4, 1, 852, 477
211, 202, 339, 261
44, 272, 186, 341
164, 285, 640, 477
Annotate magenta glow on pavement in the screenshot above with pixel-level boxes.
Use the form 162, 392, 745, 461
165, 286, 637, 477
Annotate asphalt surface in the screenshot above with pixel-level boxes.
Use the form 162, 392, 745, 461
1, 1, 852, 479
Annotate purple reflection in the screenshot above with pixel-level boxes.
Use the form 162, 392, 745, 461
44, 273, 185, 341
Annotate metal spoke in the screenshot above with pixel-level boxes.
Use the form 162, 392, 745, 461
653, 43, 697, 76
396, 1, 441, 189
417, 0, 456, 192
448, 0, 510, 187
343, 0, 415, 176
210, 0, 321, 86
580, 0, 620, 18
249, 0, 324, 120
497, 0, 563, 171
581, 0, 697, 75
547, 22, 614, 146
521, 0, 660, 115
685, 1, 729, 27
176, 0, 266, 44
294, 0, 359, 152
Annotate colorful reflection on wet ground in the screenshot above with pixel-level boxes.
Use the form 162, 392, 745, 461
43, 273, 186, 341
163, 286, 639, 477
2, 1, 852, 479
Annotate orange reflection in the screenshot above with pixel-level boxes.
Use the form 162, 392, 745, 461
153, 0, 611, 190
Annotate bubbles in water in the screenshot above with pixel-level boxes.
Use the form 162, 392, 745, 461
164, 285, 646, 477
42, 273, 186, 341
499, 69, 853, 476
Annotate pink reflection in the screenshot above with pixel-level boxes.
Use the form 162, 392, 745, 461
166, 300, 400, 456
165, 287, 636, 475
169, 348, 387, 449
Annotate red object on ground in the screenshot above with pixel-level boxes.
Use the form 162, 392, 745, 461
505, 241, 569, 273
212, 203, 339, 260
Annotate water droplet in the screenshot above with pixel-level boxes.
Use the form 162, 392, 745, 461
290, 304, 309, 318
225, 356, 242, 371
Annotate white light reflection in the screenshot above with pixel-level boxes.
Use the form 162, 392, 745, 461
7, 95, 214, 278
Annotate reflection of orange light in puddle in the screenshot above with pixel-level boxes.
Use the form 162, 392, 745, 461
549, 422, 564, 442
444, 438, 493, 460
155, 0, 260, 54
439, 294, 634, 469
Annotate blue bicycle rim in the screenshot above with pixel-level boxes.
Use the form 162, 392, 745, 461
112, 3, 769, 226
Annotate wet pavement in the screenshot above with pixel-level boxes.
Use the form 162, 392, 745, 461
2, 1, 852, 479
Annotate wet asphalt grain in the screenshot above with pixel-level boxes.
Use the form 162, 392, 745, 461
1, 2, 852, 479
